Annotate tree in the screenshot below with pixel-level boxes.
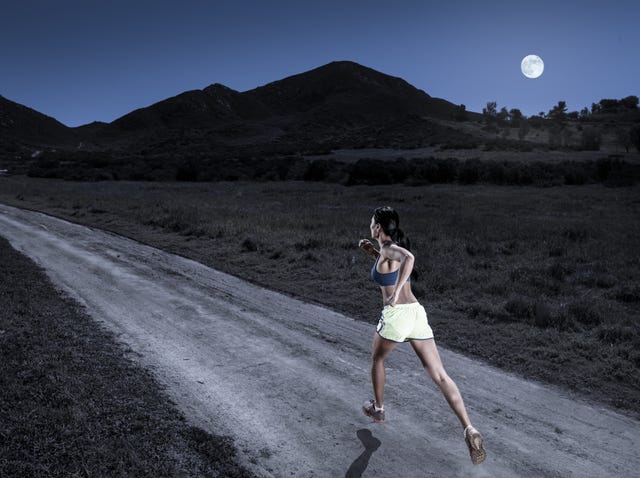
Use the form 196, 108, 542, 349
509, 108, 524, 127
579, 107, 590, 120
547, 101, 568, 148
483, 101, 497, 117
620, 95, 639, 110
497, 107, 509, 126
529, 115, 544, 129
455, 104, 468, 122
548, 101, 568, 126
599, 99, 619, 114
548, 123, 563, 148
482, 101, 499, 133
615, 127, 632, 153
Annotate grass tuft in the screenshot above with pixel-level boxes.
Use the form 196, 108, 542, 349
241, 238, 258, 252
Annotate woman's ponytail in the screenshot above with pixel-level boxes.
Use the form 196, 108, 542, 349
373, 206, 411, 251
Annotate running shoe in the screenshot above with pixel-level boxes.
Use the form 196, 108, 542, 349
464, 425, 486, 465
362, 399, 385, 423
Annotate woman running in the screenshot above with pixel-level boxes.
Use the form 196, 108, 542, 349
358, 206, 486, 465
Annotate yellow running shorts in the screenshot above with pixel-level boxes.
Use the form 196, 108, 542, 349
376, 302, 434, 342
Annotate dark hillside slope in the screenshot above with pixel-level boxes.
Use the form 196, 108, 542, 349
0, 95, 77, 147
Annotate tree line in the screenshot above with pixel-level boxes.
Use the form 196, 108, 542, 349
479, 96, 640, 152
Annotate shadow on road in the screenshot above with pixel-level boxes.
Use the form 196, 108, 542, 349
345, 428, 381, 478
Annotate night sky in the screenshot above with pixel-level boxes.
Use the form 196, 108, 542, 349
2, 0, 638, 127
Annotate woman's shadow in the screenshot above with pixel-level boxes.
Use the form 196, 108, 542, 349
345, 429, 381, 478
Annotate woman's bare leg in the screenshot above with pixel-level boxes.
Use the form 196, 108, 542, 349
371, 333, 398, 408
410, 339, 471, 429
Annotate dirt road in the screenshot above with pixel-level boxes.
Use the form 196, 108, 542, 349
1, 202, 638, 477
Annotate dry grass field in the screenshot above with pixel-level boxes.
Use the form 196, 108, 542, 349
0, 176, 638, 418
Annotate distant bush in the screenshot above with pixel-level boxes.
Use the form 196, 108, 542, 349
630, 125, 640, 152
563, 162, 588, 185
483, 138, 533, 152
346, 159, 395, 185
610, 286, 640, 303
562, 226, 588, 242
549, 262, 573, 281
23, 149, 640, 187
304, 160, 331, 181
597, 324, 636, 344
240, 238, 258, 252
504, 295, 533, 320
580, 127, 602, 150
532, 302, 553, 328
568, 301, 603, 326
175, 161, 199, 181
294, 239, 321, 251
439, 139, 478, 150
459, 158, 481, 184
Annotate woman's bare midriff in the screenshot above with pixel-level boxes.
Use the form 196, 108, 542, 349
379, 282, 418, 306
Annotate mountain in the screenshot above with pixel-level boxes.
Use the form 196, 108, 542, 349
1, 61, 478, 161
0, 95, 77, 147
92, 61, 473, 154
244, 61, 462, 121
107, 84, 271, 134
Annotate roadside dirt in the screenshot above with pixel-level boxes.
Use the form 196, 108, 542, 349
1, 202, 638, 477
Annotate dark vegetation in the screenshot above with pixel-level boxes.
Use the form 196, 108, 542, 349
20, 150, 640, 187
481, 96, 640, 152
0, 236, 255, 477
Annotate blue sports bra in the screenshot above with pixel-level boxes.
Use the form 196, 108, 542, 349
371, 256, 410, 287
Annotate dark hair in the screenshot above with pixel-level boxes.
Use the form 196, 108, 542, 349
373, 206, 411, 251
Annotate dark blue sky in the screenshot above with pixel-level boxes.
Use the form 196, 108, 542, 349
2, 0, 638, 126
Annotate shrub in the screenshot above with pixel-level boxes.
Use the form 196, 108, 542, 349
240, 238, 258, 252
581, 127, 602, 150
568, 301, 602, 326
269, 250, 283, 260
562, 226, 588, 242
595, 274, 616, 289
301, 252, 319, 262
294, 239, 321, 251
504, 296, 533, 319
175, 162, 199, 181
550, 309, 577, 331
611, 286, 640, 303
346, 159, 394, 185
304, 160, 330, 181
459, 159, 481, 184
548, 244, 565, 257
563, 163, 588, 185
630, 125, 640, 152
597, 325, 636, 344
532, 302, 553, 328
595, 158, 612, 182
549, 262, 573, 281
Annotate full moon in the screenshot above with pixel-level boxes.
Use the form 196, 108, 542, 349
521, 54, 544, 78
